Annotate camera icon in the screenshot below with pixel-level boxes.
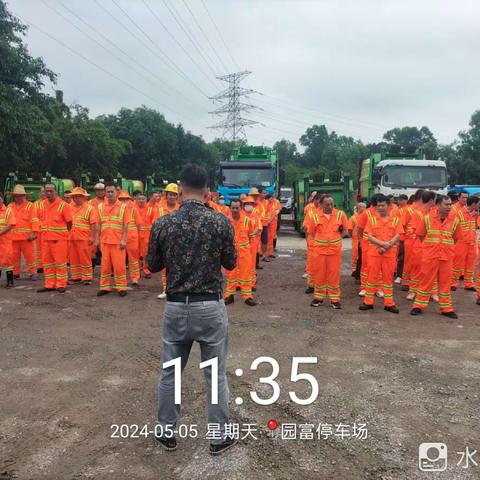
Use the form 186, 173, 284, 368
418, 443, 448, 472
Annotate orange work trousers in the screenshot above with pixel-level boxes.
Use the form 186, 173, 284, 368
351, 237, 359, 273
250, 237, 260, 286
225, 248, 253, 299
267, 220, 277, 256
42, 240, 68, 289
311, 249, 342, 302
126, 238, 140, 283
413, 257, 454, 313
402, 237, 414, 287
0, 239, 13, 270
360, 240, 369, 289
409, 243, 423, 294
12, 239, 36, 276
452, 243, 476, 288
306, 235, 315, 288
35, 232, 43, 269
100, 243, 127, 292
69, 239, 93, 281
364, 255, 396, 307
139, 232, 150, 275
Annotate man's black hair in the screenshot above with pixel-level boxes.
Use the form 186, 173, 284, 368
435, 194, 448, 205
421, 191, 436, 204
458, 190, 469, 196
398, 194, 408, 201
413, 189, 424, 201
44, 182, 56, 190
179, 163, 208, 190
372, 193, 389, 206
447, 191, 458, 202
467, 196, 479, 206
104, 182, 116, 188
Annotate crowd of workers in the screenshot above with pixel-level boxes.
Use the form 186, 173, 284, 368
1, 180, 479, 318
0, 182, 281, 306
303, 189, 480, 317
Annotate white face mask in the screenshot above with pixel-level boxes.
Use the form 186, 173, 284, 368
244, 204, 253, 213
218, 199, 225, 205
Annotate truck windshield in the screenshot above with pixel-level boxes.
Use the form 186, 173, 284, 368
221, 168, 273, 187
382, 165, 447, 188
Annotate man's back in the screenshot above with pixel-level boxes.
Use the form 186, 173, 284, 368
148, 199, 236, 295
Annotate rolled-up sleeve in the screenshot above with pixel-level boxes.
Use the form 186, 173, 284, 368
221, 220, 237, 271
147, 219, 165, 273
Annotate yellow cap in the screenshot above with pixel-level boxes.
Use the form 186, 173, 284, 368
164, 183, 179, 194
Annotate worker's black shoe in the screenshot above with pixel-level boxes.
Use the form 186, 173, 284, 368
70, 278, 82, 283
6, 271, 14, 288
37, 287, 54, 293
401, 285, 409, 291
96, 290, 110, 296
252, 286, 256, 292
84, 281, 91, 286
118, 290, 127, 297
464, 287, 476, 292
441, 311, 458, 319
310, 299, 323, 307
451, 286, 457, 291
37, 268, 44, 273
459, 275, 464, 280
209, 437, 238, 456
385, 305, 399, 314
154, 434, 177, 451
331, 302, 342, 309
305, 287, 314, 294
245, 298, 257, 306
144, 273, 152, 279
56, 287, 66, 293
410, 308, 422, 316
476, 298, 480, 305
224, 295, 234, 305
269, 254, 276, 258
256, 265, 263, 270
14, 274, 20, 279
359, 303, 373, 311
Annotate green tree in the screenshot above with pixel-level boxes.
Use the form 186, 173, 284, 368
299, 124, 329, 167
455, 110, 480, 184
382, 126, 438, 158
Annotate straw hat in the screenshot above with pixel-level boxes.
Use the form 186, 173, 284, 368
248, 187, 260, 196
118, 190, 132, 200
243, 196, 255, 203
94, 182, 105, 190
12, 184, 27, 195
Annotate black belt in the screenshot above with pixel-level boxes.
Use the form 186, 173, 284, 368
167, 292, 222, 303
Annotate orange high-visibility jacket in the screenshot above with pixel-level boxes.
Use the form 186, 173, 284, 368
308, 208, 348, 255
455, 207, 476, 245
135, 203, 152, 237
98, 201, 128, 245
364, 212, 404, 258
70, 203, 98, 241
347, 213, 360, 239
125, 204, 142, 241
416, 209, 462, 260
42, 197, 72, 241
10, 200, 39, 240
229, 213, 257, 251
150, 204, 179, 223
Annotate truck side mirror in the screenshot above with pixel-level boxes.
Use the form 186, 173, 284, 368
372, 168, 381, 186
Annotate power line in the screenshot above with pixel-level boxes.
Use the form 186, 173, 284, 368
110, 0, 209, 98
181, 0, 228, 73
200, 0, 241, 72
17, 14, 193, 121
140, 0, 217, 90
161, 0, 218, 77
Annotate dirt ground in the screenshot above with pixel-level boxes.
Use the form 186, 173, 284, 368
1, 225, 480, 480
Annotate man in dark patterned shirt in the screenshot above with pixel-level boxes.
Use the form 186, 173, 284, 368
147, 164, 237, 455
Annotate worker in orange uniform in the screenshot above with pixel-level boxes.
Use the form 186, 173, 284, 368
348, 202, 366, 278
152, 183, 179, 299
308, 194, 348, 309
88, 183, 105, 268
394, 194, 409, 284
224, 199, 257, 306
118, 190, 142, 285
359, 194, 403, 313
407, 190, 436, 301
97, 184, 129, 297
135, 192, 153, 278
37, 182, 72, 293
452, 196, 479, 291
248, 188, 266, 271
242, 196, 261, 290
357, 197, 376, 297
69, 187, 99, 285
10, 184, 39, 280
0, 192, 16, 287
34, 187, 46, 272
410, 195, 462, 319
258, 188, 271, 262
303, 192, 321, 293
266, 194, 281, 258
217, 195, 230, 216
452, 190, 468, 215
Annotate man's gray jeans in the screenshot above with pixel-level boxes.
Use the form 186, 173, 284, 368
157, 299, 229, 445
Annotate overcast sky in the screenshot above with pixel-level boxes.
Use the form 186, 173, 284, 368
9, 0, 480, 147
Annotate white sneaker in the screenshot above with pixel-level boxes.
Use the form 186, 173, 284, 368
406, 292, 415, 301
157, 292, 167, 299
376, 290, 385, 298
358, 289, 366, 297
432, 294, 439, 303
394, 277, 401, 284
302, 273, 308, 279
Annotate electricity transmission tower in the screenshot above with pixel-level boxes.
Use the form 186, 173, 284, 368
208, 70, 262, 143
